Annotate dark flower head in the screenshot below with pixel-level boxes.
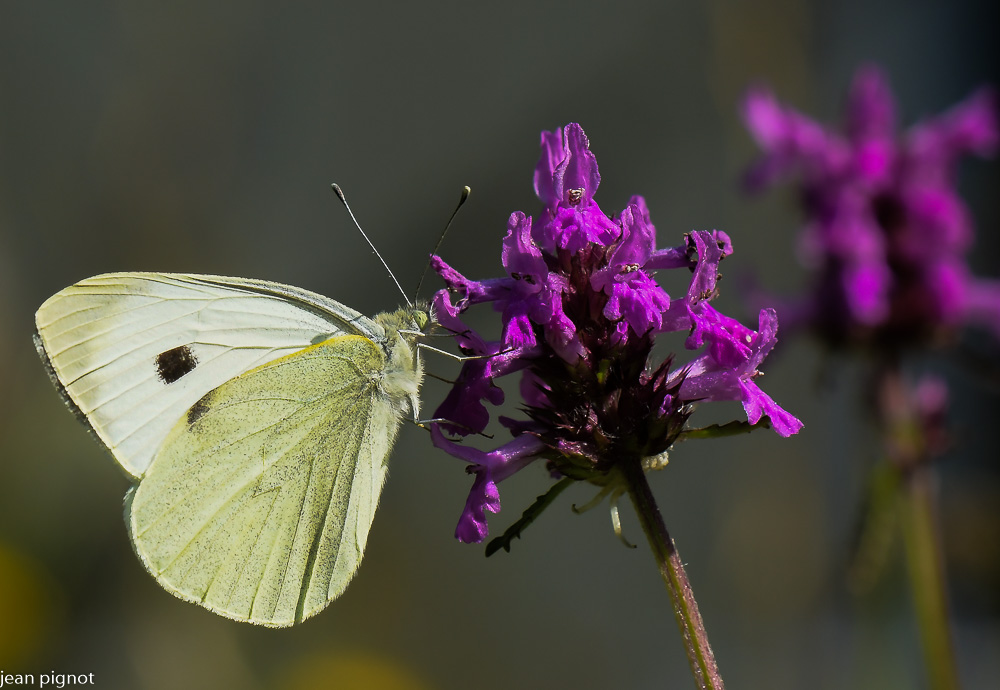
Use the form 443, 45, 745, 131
432, 123, 801, 544
742, 65, 1000, 349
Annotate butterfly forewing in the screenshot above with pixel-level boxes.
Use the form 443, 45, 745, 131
34, 273, 381, 477
128, 335, 399, 627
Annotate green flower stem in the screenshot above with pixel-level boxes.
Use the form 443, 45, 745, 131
622, 457, 725, 690
898, 465, 960, 690
876, 366, 960, 690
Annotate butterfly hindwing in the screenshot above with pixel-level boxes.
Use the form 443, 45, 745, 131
127, 334, 400, 627
34, 273, 381, 477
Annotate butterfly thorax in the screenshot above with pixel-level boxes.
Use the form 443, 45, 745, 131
373, 304, 432, 421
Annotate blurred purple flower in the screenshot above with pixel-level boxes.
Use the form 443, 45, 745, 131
431, 123, 802, 544
742, 65, 1000, 347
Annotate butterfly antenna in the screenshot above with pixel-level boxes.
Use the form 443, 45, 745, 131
413, 185, 471, 301
331, 183, 411, 307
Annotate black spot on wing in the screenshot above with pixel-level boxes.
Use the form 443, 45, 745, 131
187, 391, 212, 426
156, 345, 198, 384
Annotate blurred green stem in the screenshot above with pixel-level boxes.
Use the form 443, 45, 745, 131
877, 366, 960, 690
622, 457, 725, 690
898, 465, 959, 690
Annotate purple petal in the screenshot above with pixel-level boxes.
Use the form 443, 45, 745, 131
842, 261, 891, 325
455, 471, 501, 543
534, 129, 565, 208
743, 85, 792, 150
946, 87, 999, 155
745, 307, 779, 372
613, 203, 655, 265
502, 211, 548, 288
713, 230, 734, 257
646, 244, 690, 269
686, 230, 728, 303
431, 255, 510, 307
926, 259, 967, 325
430, 428, 547, 543
686, 302, 754, 366
532, 123, 602, 209
853, 138, 893, 183
657, 298, 695, 333
922, 87, 998, 158
430, 425, 544, 471
846, 65, 896, 144
560, 123, 601, 206
675, 362, 736, 402
501, 301, 538, 349
628, 195, 655, 231
901, 186, 971, 254
601, 276, 670, 342
738, 379, 804, 437
676, 308, 801, 436
538, 201, 620, 254
535, 293, 577, 348
590, 204, 655, 289
962, 277, 1000, 339
741, 85, 848, 189
431, 290, 491, 354
906, 88, 999, 174
432, 358, 505, 436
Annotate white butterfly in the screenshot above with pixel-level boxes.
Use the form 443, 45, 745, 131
34, 272, 432, 627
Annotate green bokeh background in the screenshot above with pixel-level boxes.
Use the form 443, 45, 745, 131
1, 2, 998, 688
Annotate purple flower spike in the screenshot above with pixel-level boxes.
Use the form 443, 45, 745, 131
431, 123, 801, 545
742, 66, 1000, 348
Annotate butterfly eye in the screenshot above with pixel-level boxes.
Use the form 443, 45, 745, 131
155, 345, 199, 384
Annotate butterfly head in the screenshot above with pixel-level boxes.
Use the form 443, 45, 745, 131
374, 302, 434, 339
